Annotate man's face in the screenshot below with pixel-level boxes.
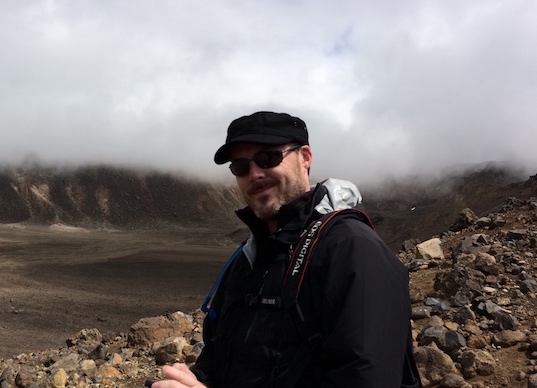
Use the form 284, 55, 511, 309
230, 143, 312, 222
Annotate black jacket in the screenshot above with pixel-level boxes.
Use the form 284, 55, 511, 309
192, 180, 413, 387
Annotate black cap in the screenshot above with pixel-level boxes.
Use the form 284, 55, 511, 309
214, 111, 309, 164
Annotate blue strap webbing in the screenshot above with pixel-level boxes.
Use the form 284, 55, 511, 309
200, 243, 245, 320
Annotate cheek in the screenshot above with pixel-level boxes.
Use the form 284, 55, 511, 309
236, 177, 249, 195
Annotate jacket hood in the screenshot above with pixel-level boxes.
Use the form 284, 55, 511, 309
314, 178, 362, 214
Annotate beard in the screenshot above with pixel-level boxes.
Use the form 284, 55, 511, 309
246, 162, 308, 222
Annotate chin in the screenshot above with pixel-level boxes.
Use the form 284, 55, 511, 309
253, 202, 281, 221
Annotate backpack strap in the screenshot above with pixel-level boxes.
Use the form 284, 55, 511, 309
282, 208, 374, 301
282, 208, 422, 387
280, 208, 374, 341
201, 242, 245, 320
269, 208, 376, 385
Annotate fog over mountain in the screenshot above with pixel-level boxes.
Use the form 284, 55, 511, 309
0, 1, 535, 186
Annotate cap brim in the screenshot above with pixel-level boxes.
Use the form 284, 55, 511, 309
214, 133, 297, 164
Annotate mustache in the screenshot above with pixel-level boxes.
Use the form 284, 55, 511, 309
247, 180, 277, 195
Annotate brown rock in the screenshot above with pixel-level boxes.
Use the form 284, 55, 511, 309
95, 365, 122, 380
466, 334, 489, 349
492, 330, 527, 347
128, 311, 195, 348
413, 344, 458, 386
459, 349, 496, 378
15, 365, 36, 388
439, 372, 471, 388
154, 336, 190, 365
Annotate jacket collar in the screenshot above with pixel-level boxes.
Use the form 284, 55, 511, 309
235, 184, 327, 245
236, 179, 362, 267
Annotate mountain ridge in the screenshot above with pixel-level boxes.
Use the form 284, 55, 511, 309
1, 162, 534, 252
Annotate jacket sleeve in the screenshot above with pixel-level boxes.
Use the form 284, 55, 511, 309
189, 316, 216, 385
313, 218, 411, 387
189, 258, 233, 386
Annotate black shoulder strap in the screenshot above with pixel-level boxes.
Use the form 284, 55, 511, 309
282, 208, 422, 388
282, 208, 374, 296
279, 207, 374, 346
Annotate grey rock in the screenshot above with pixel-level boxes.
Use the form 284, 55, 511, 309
476, 217, 492, 228
477, 300, 504, 316
419, 326, 448, 348
508, 229, 528, 241
425, 297, 441, 306
520, 279, 537, 294
48, 353, 79, 375
453, 306, 476, 324
402, 239, 420, 252
527, 333, 537, 352
493, 312, 517, 331
444, 330, 466, 352
450, 208, 478, 232
412, 306, 432, 320
451, 291, 472, 307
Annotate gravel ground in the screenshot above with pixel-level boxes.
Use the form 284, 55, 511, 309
0, 223, 233, 359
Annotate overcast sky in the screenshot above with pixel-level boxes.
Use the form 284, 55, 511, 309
1, 0, 535, 186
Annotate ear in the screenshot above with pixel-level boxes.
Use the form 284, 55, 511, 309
299, 145, 313, 170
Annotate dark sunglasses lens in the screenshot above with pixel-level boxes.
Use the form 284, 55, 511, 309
254, 150, 283, 168
229, 159, 250, 176
229, 149, 289, 176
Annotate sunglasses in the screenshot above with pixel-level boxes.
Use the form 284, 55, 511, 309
229, 145, 302, 176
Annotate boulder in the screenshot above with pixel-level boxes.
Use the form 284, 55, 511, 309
416, 238, 445, 261
459, 349, 496, 378
413, 344, 458, 386
450, 208, 478, 232
128, 311, 195, 348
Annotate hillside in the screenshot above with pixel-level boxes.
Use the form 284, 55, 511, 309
0, 162, 533, 251
0, 165, 245, 240
362, 164, 534, 251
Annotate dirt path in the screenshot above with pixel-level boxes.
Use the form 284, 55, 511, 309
0, 224, 234, 359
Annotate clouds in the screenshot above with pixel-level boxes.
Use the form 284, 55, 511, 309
0, 0, 535, 186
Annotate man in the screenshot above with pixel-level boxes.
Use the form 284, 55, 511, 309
153, 111, 419, 387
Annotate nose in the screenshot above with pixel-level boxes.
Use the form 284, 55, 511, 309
247, 160, 265, 180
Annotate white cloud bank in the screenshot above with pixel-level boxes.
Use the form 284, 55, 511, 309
1, 0, 535, 186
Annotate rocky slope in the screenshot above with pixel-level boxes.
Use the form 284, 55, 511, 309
1, 191, 536, 387
0, 165, 536, 387
401, 195, 537, 387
